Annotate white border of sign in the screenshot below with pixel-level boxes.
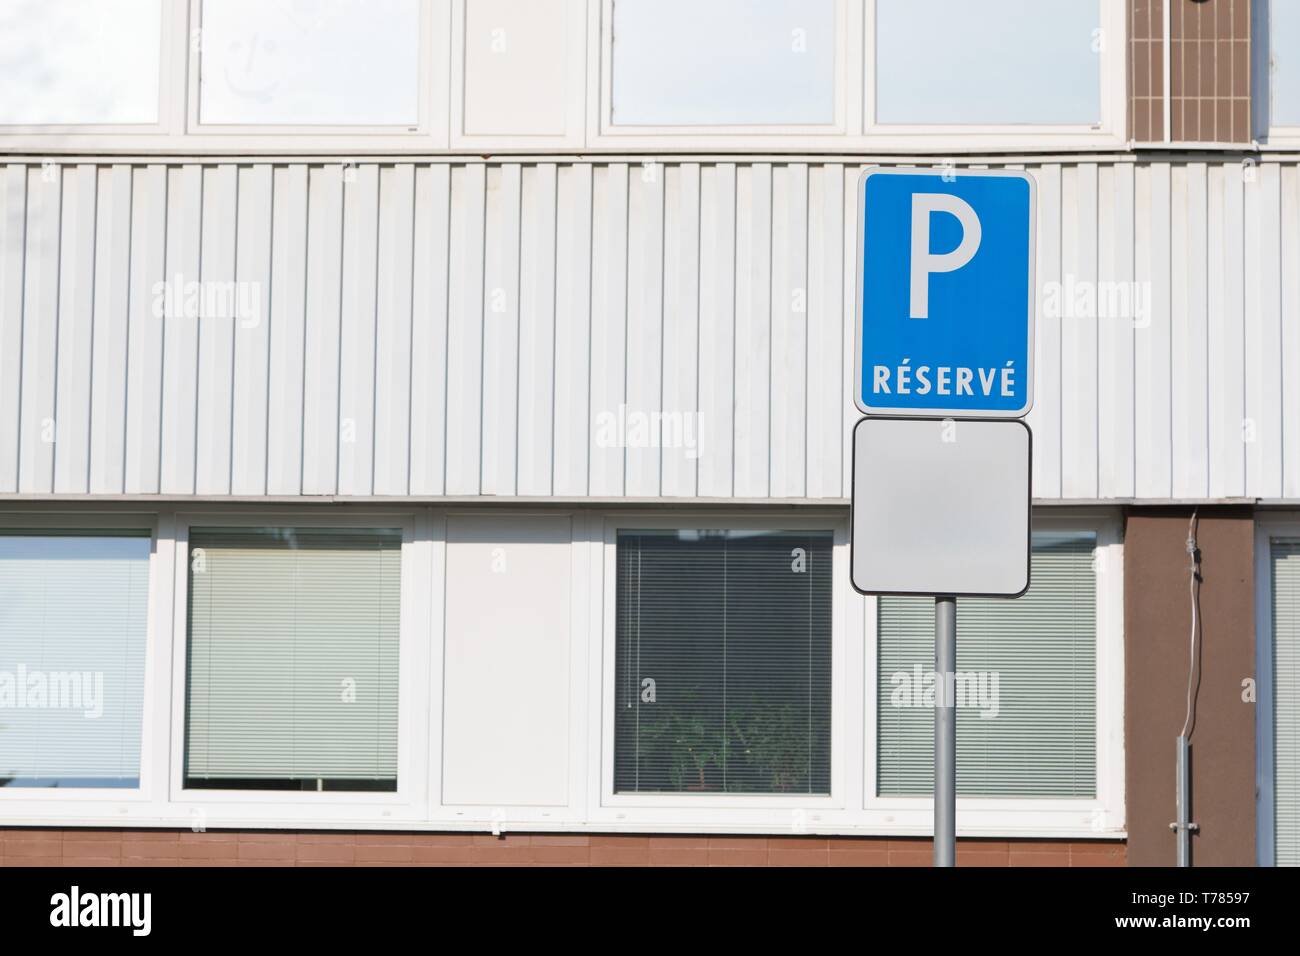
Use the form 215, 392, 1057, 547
853, 166, 1037, 420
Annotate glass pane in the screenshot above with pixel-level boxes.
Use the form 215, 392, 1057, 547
0, 0, 162, 124
0, 533, 151, 788
875, 0, 1102, 125
185, 528, 401, 792
198, 0, 420, 126
614, 530, 833, 795
1272, 0, 1300, 126
610, 0, 836, 126
877, 532, 1097, 798
1270, 539, 1300, 865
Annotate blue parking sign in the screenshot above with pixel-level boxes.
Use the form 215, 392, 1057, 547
855, 167, 1035, 418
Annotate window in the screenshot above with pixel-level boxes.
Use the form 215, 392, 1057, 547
877, 532, 1097, 797
613, 530, 832, 795
609, 0, 836, 126
1270, 0, 1300, 128
1268, 538, 1300, 865
0, 532, 150, 788
197, 0, 422, 126
0, 0, 163, 125
184, 527, 401, 792
873, 0, 1102, 126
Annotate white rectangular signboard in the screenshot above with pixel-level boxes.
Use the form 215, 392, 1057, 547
850, 417, 1031, 597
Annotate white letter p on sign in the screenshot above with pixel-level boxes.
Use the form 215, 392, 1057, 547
910, 193, 981, 319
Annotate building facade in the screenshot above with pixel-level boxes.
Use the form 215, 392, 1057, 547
0, 0, 1293, 867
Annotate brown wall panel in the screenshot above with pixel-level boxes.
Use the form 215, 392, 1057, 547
1124, 508, 1256, 866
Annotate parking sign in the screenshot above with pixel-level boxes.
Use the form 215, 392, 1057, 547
854, 167, 1036, 418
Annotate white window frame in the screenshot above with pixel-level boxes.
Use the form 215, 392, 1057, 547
0, 0, 452, 154
0, 505, 1123, 838
166, 509, 431, 826
590, 513, 853, 831
1257, 1, 1300, 150
449, 0, 588, 150
861, 0, 1129, 152
0, 0, 179, 138
590, 510, 1124, 837
587, 0, 861, 151
0, 512, 166, 808
863, 512, 1126, 837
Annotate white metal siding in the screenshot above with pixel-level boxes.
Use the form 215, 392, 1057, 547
0, 158, 1290, 501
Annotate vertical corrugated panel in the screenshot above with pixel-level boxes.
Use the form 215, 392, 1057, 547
1208, 162, 1245, 497
1028, 164, 1061, 498
1135, 163, 1173, 497
53, 164, 96, 494
661, 163, 700, 498
1284, 165, 1300, 499
624, 162, 664, 497
409, 164, 451, 496
1097, 164, 1136, 499
0, 165, 27, 492
734, 163, 772, 498
588, 163, 627, 496
265, 165, 309, 496
481, 164, 521, 496
697, 163, 736, 499
300, 165, 344, 496
19, 164, 60, 494
1061, 164, 1099, 499
195, 165, 237, 495
807, 164, 843, 500
517, 163, 558, 497
4, 158, 1300, 502
1248, 164, 1284, 498
1171, 163, 1209, 498
337, 164, 379, 497
89, 166, 133, 494
552, 164, 593, 497
123, 165, 166, 494
159, 165, 201, 495
373, 163, 415, 497
231, 165, 273, 496
445, 164, 486, 495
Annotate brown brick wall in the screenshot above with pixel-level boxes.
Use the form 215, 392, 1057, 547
0, 830, 1126, 867
1132, 0, 1167, 141
1130, 0, 1253, 143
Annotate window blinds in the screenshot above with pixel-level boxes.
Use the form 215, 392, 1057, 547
1270, 539, 1300, 865
614, 530, 833, 795
185, 528, 401, 790
877, 532, 1097, 798
0, 532, 150, 787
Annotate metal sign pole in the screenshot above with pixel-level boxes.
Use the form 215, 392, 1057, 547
935, 595, 957, 867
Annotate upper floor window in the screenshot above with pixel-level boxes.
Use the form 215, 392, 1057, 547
608, 0, 837, 127
0, 0, 163, 125
197, 0, 422, 127
873, 0, 1103, 127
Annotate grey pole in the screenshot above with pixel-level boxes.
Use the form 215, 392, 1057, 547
935, 595, 957, 867
1174, 735, 1196, 866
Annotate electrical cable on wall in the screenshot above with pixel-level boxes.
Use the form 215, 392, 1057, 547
1181, 510, 1202, 739
1172, 510, 1203, 866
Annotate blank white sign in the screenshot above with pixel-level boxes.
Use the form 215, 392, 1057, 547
851, 417, 1030, 596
